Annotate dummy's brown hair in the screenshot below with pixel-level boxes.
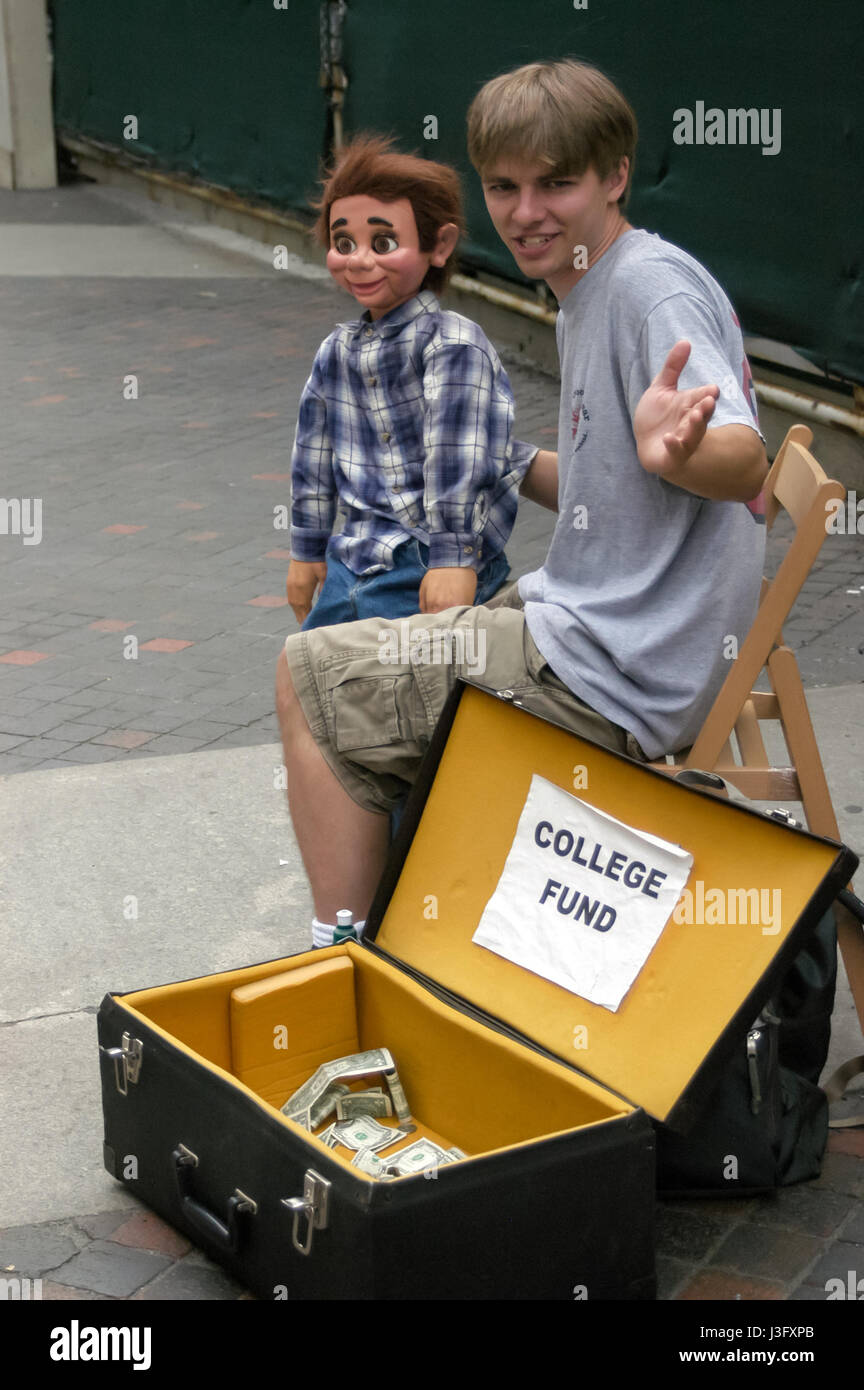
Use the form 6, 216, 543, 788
467, 59, 637, 205
312, 134, 464, 293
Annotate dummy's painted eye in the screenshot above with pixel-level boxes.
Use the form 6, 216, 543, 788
371, 234, 399, 254
332, 234, 357, 255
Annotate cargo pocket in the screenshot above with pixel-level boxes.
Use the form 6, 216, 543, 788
331, 676, 402, 754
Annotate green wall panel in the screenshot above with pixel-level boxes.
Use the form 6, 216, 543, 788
339, 0, 863, 383
49, 0, 863, 382
50, 0, 328, 209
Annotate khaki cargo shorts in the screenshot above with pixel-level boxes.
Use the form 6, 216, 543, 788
282, 581, 645, 814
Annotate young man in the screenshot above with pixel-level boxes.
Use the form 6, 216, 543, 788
286, 134, 534, 630
276, 59, 768, 948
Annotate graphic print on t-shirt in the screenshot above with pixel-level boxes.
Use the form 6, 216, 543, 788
571, 387, 590, 453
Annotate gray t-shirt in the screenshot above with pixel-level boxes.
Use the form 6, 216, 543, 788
519, 228, 766, 759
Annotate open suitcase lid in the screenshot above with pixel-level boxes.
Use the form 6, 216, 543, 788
366, 681, 858, 1129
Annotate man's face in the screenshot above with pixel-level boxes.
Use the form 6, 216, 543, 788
480, 156, 628, 301
326, 195, 441, 320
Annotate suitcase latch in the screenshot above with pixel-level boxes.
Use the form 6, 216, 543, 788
765, 808, 802, 828
103, 1032, 143, 1096
282, 1170, 331, 1257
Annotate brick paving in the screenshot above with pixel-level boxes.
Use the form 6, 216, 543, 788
0, 257, 545, 779
0, 1133, 859, 1301
1, 182, 863, 1303
1, 190, 863, 779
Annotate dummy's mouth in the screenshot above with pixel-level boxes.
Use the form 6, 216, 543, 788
349, 279, 386, 292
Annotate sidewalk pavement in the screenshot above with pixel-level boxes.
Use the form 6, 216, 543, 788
1, 178, 862, 1302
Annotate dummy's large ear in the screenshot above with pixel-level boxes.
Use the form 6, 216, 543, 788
430, 222, 460, 267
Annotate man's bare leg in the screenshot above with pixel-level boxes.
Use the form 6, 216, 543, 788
275, 648, 390, 923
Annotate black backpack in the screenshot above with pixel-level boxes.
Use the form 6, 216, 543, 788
655, 897, 847, 1193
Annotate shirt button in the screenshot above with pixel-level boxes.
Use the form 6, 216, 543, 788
369, 377, 377, 386
381, 432, 390, 442
364, 327, 373, 336
463, 545, 474, 555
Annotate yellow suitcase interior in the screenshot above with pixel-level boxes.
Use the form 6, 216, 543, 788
119, 940, 633, 1174
116, 685, 847, 1178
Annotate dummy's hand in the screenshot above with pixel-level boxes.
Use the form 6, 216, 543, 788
286, 558, 327, 624
634, 340, 719, 476
419, 566, 478, 615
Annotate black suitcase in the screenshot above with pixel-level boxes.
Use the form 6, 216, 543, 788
97, 681, 856, 1300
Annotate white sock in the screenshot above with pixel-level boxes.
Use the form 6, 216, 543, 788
312, 917, 367, 948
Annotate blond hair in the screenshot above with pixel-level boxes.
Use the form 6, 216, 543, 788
467, 59, 637, 204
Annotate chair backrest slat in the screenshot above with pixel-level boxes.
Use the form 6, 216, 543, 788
686, 425, 843, 771
762, 422, 813, 530
771, 440, 830, 528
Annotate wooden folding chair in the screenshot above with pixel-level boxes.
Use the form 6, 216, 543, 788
651, 424, 864, 1098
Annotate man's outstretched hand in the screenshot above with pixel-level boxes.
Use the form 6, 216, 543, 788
634, 340, 719, 476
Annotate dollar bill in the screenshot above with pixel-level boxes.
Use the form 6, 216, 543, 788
382, 1068, 412, 1122
331, 1116, 407, 1152
323, 1048, 395, 1085
336, 1092, 393, 1121
388, 1139, 456, 1175
281, 1072, 331, 1119
317, 1124, 340, 1149
309, 1082, 350, 1129
282, 1049, 396, 1119
351, 1147, 391, 1178
446, 1146, 468, 1161
285, 1106, 312, 1131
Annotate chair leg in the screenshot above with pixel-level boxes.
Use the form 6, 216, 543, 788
768, 648, 839, 839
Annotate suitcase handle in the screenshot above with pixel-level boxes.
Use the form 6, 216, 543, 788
172, 1144, 257, 1254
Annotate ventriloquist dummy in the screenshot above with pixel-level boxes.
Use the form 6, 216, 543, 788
286, 134, 538, 629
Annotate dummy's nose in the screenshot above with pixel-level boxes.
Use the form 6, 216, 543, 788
347, 242, 376, 270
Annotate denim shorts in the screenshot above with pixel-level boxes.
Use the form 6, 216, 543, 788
301, 539, 510, 631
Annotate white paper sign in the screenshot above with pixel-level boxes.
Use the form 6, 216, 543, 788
472, 775, 693, 1011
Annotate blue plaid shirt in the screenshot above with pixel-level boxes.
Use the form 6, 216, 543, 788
290, 290, 538, 575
